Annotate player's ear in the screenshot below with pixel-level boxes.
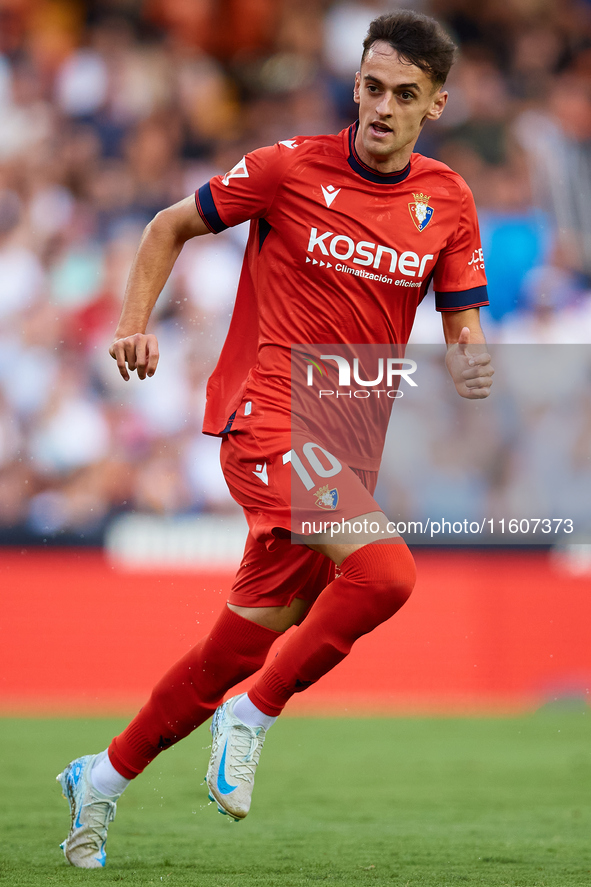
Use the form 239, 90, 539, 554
426, 88, 448, 121
353, 72, 361, 105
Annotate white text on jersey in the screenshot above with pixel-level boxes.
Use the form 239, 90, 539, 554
468, 247, 485, 270
307, 228, 434, 278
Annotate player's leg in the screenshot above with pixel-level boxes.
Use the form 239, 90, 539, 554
107, 514, 360, 794
206, 510, 416, 819
206, 428, 416, 818
57, 533, 328, 866
248, 517, 416, 717
57, 423, 331, 865
204, 539, 333, 819
203, 600, 317, 821
56, 602, 281, 868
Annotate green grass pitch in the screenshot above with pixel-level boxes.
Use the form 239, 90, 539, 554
1, 710, 590, 886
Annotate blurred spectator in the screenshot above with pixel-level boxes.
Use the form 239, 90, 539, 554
514, 72, 591, 280
499, 257, 591, 343
0, 189, 45, 320
323, 0, 384, 123
0, 0, 590, 543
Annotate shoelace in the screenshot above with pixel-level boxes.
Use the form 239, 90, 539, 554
228, 725, 265, 782
79, 796, 116, 849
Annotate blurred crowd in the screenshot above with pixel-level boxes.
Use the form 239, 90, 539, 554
1, 0, 591, 542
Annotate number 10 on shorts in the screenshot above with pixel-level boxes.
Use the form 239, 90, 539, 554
282, 443, 342, 491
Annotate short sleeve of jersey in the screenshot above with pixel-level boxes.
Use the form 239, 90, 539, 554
195, 143, 290, 233
433, 179, 489, 312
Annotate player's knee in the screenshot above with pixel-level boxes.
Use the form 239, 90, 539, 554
388, 542, 416, 607
341, 541, 416, 616
371, 545, 415, 616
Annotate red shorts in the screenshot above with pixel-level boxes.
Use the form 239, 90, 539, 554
220, 422, 379, 547
228, 531, 335, 609
220, 419, 380, 609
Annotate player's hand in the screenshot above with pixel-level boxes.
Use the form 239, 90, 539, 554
445, 327, 493, 399
109, 333, 159, 381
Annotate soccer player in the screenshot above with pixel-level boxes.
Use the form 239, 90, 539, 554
57, 9, 493, 868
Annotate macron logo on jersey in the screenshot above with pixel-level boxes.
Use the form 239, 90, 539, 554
222, 156, 249, 187
321, 185, 341, 208
279, 139, 298, 149
252, 463, 269, 485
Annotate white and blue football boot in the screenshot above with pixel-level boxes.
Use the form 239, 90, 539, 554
56, 755, 117, 868
206, 694, 267, 820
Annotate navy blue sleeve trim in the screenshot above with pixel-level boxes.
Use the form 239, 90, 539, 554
221, 410, 237, 434
196, 182, 228, 234
435, 285, 489, 311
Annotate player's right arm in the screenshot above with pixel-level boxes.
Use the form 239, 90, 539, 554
110, 195, 210, 381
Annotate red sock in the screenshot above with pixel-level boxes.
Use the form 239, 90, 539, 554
109, 607, 279, 778
248, 542, 416, 716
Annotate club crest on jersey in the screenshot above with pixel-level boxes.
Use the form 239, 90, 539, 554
408, 192, 434, 232
315, 485, 339, 510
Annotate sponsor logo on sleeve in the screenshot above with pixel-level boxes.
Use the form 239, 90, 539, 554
468, 247, 485, 270
222, 156, 249, 186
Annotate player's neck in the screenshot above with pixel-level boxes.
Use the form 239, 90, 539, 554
353, 132, 412, 176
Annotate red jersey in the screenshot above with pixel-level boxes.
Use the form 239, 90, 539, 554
196, 123, 488, 443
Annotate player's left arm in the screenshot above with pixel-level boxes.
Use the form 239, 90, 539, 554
110, 195, 211, 380
442, 308, 493, 399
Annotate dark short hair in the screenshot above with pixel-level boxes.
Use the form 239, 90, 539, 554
361, 10, 456, 86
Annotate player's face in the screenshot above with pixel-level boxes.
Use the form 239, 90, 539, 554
353, 41, 448, 173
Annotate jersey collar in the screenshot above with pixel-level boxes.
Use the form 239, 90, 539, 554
347, 122, 411, 184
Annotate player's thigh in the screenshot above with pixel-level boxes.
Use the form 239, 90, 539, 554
221, 424, 393, 580
228, 530, 334, 611
220, 424, 380, 543
306, 510, 399, 565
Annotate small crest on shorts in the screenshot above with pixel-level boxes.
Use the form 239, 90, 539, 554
314, 485, 339, 510
408, 192, 434, 232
